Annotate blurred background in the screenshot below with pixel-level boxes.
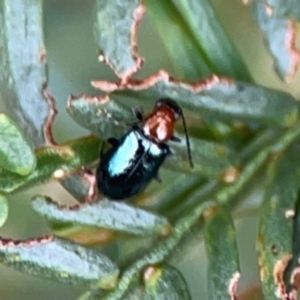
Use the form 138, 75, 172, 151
0, 0, 299, 299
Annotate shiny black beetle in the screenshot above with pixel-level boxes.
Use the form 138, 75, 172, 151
96, 98, 193, 200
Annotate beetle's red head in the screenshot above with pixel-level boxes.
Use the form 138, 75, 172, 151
142, 98, 193, 168
155, 98, 182, 121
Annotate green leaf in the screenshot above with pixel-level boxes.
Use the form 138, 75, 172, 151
253, 0, 300, 21
0, 235, 119, 288
0, 135, 100, 194
32, 196, 171, 236
67, 94, 238, 177
144, 0, 211, 80
60, 172, 95, 203
251, 2, 300, 81
204, 205, 240, 300
94, 0, 144, 80
0, 193, 8, 227
166, 134, 237, 177
150, 176, 207, 218
256, 145, 300, 299
92, 71, 299, 128
67, 94, 135, 140
176, 0, 252, 81
0, 0, 55, 146
143, 265, 191, 300
122, 284, 144, 300
0, 114, 36, 175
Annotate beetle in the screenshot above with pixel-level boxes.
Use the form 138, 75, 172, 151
96, 98, 193, 200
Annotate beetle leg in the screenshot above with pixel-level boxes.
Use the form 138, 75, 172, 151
100, 138, 119, 158
170, 135, 181, 142
85, 159, 100, 169
154, 172, 162, 183
107, 138, 119, 147
132, 107, 144, 122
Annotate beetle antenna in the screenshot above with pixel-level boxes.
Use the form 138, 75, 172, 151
181, 112, 194, 168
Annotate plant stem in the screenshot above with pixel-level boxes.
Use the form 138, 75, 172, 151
80, 123, 300, 300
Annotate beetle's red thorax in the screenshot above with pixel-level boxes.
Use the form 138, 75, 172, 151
142, 105, 176, 142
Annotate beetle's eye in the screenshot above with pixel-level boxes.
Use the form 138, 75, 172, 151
155, 100, 163, 107
172, 106, 182, 119
172, 110, 182, 120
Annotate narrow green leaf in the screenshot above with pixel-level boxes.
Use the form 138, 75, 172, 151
0, 193, 8, 227
256, 145, 300, 299
32, 196, 171, 236
60, 172, 95, 203
143, 265, 191, 300
0, 0, 56, 146
67, 95, 134, 140
166, 134, 238, 177
251, 2, 300, 81
0, 235, 119, 288
92, 71, 299, 128
78, 281, 143, 300
0, 135, 100, 194
123, 284, 144, 300
94, 0, 144, 80
67, 94, 238, 177
144, 0, 211, 80
176, 0, 251, 81
0, 114, 36, 175
204, 205, 240, 300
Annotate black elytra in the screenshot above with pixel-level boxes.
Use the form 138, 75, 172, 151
96, 99, 193, 200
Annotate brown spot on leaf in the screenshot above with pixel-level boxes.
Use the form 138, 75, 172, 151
121, 3, 145, 84
96, 2, 145, 83
81, 169, 97, 203
228, 272, 241, 300
40, 195, 84, 211
290, 267, 300, 295
38, 48, 47, 63
142, 265, 162, 286
0, 235, 53, 248
203, 205, 220, 221
67, 94, 110, 108
92, 69, 233, 93
274, 254, 293, 299
42, 86, 57, 145
222, 166, 240, 184
238, 284, 263, 300
271, 244, 279, 256
143, 265, 158, 282
284, 21, 300, 83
